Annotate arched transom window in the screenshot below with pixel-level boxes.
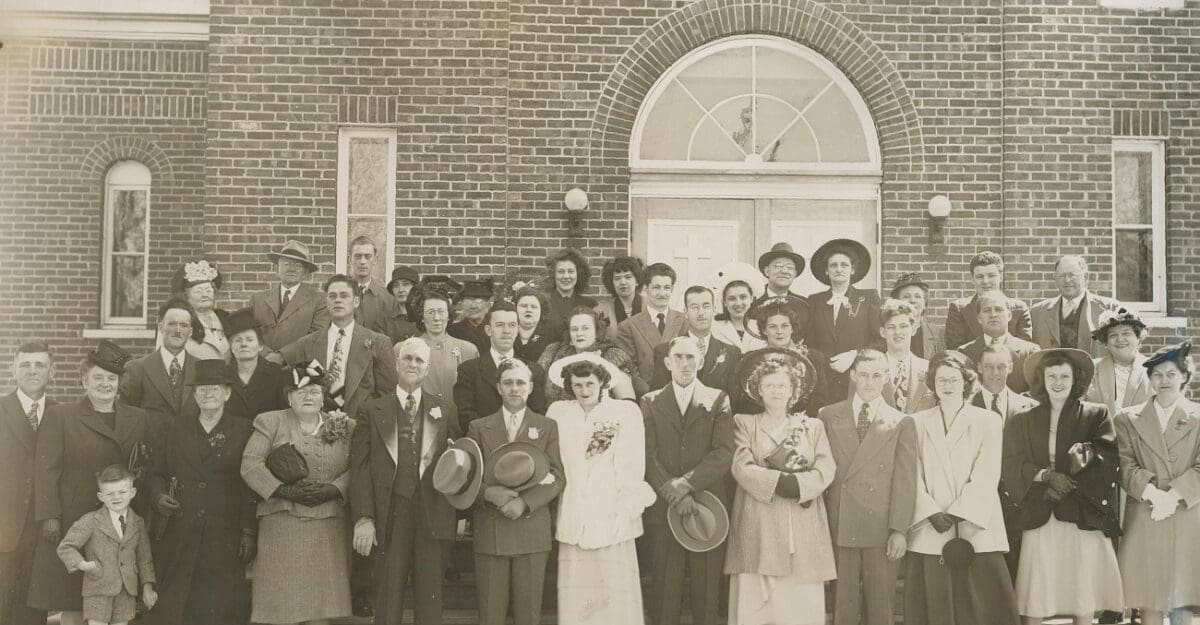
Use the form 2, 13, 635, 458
631, 36, 880, 172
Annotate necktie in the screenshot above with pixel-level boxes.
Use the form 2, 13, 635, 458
328, 329, 346, 391
118, 514, 126, 536
25, 403, 39, 431
281, 288, 292, 313
507, 412, 519, 441
893, 360, 909, 410
697, 337, 708, 359
656, 312, 666, 335
168, 356, 182, 389
991, 393, 1002, 416
404, 394, 418, 445
856, 403, 871, 441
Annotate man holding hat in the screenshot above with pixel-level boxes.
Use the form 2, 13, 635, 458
464, 359, 565, 625
890, 273, 945, 359
449, 280, 496, 354
350, 338, 461, 625
806, 239, 882, 405
640, 335, 734, 625
249, 239, 330, 352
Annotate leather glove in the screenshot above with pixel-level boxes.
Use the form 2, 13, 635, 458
41, 519, 61, 544
1045, 471, 1076, 496
273, 483, 305, 503
774, 473, 801, 500
154, 494, 181, 518
238, 533, 257, 564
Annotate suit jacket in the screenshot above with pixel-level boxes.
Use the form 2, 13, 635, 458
225, 356, 289, 420
453, 354, 547, 432
818, 399, 918, 548
119, 349, 199, 429
958, 334, 1041, 394
914, 318, 946, 359
1001, 399, 1120, 537
1086, 355, 1151, 416
278, 324, 398, 419
350, 390, 461, 543
249, 283, 329, 352
944, 293, 1033, 351
467, 410, 565, 556
846, 353, 936, 415
56, 508, 155, 597
1030, 292, 1120, 358
448, 319, 491, 355
648, 335, 742, 396
355, 281, 395, 336
640, 382, 734, 525
805, 286, 883, 358
971, 388, 1039, 423
0, 392, 52, 552
615, 309, 686, 390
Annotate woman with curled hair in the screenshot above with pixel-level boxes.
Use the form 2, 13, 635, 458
724, 348, 835, 625
1001, 348, 1122, 625
735, 296, 828, 415
595, 255, 645, 342
545, 249, 598, 332
538, 306, 641, 403
547, 356, 654, 625
711, 279, 767, 353
906, 350, 1018, 625
512, 286, 556, 363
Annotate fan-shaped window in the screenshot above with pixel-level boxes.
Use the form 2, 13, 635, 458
631, 36, 879, 173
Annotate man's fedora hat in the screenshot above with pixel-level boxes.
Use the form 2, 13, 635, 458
433, 437, 485, 510
460, 280, 495, 300
186, 358, 234, 386
811, 239, 871, 286
667, 490, 730, 553
757, 242, 806, 276
483, 441, 551, 492
266, 240, 319, 272
224, 307, 262, 339
1023, 348, 1095, 388
87, 340, 131, 376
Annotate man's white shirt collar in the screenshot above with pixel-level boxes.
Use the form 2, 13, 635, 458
851, 394, 885, 421
396, 386, 423, 407
329, 321, 356, 341
646, 305, 669, 321
16, 389, 45, 423
490, 347, 515, 366
281, 284, 297, 299
985, 333, 1011, 346
108, 509, 127, 539
672, 379, 697, 413
1060, 292, 1085, 316
160, 347, 186, 370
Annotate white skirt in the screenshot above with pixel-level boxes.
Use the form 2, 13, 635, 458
558, 540, 645, 625
729, 550, 826, 625
1015, 516, 1123, 617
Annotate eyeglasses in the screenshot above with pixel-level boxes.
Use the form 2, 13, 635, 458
293, 386, 324, 396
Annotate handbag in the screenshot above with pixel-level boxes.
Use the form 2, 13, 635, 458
265, 443, 309, 485
941, 522, 975, 570
1066, 442, 1096, 476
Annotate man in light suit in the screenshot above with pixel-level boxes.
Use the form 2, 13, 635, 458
641, 336, 734, 625
0, 341, 54, 625
279, 274, 397, 419
616, 262, 685, 388
890, 273, 945, 359
454, 301, 547, 431
958, 291, 1041, 394
848, 300, 934, 415
1029, 255, 1120, 358
349, 235, 396, 336
120, 298, 200, 428
649, 286, 741, 396
350, 338, 461, 625
818, 349, 918, 625
249, 239, 329, 352
944, 251, 1032, 350
466, 359, 565, 625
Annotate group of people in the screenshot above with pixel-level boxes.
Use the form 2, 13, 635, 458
0, 234, 1197, 625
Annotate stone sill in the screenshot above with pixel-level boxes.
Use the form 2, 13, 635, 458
1141, 315, 1187, 330
82, 327, 156, 340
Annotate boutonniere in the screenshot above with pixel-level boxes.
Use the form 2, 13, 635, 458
586, 421, 620, 458
1177, 418, 1189, 431
531, 334, 541, 343
450, 346, 461, 359
713, 351, 727, 367
207, 432, 227, 450
363, 338, 375, 351
528, 426, 540, 440
430, 406, 443, 421
318, 410, 353, 444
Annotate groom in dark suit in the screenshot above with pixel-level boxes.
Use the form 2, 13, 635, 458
454, 301, 547, 431
649, 286, 741, 396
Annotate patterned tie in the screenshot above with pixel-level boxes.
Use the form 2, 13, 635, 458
328, 329, 346, 392
168, 356, 183, 389
404, 394, 418, 446
25, 402, 39, 432
991, 393, 1002, 416
697, 337, 708, 360
856, 403, 871, 441
281, 288, 292, 314
118, 514, 126, 536
656, 312, 666, 335
893, 360, 909, 410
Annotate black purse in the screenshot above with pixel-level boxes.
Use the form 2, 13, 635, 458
265, 443, 309, 485
941, 522, 975, 570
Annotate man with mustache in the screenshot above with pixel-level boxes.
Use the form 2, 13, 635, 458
120, 298, 201, 428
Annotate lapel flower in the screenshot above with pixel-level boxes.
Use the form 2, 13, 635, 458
318, 410, 353, 444
713, 351, 727, 367
528, 426, 540, 440
1177, 418, 1188, 431
429, 406, 443, 421
847, 296, 865, 319
531, 334, 541, 343
450, 346, 461, 359
207, 432, 227, 450
363, 338, 374, 351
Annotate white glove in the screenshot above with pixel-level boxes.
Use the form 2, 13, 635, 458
830, 350, 857, 374
1143, 484, 1181, 521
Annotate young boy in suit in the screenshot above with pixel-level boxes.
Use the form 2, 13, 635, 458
56, 465, 157, 625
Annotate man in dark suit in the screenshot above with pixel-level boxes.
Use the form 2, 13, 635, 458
466, 359, 565, 625
649, 286, 741, 396
616, 263, 686, 390
351, 338, 461, 625
278, 275, 398, 419
944, 251, 1032, 350
1029, 255, 1121, 358
348, 235, 396, 336
640, 336, 734, 625
454, 301, 547, 432
120, 298, 200, 428
958, 291, 1040, 394
0, 341, 54, 625
249, 239, 330, 352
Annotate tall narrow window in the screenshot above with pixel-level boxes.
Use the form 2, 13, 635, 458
1112, 139, 1166, 312
337, 128, 397, 285
102, 161, 151, 326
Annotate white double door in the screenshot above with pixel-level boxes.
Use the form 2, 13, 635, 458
631, 196, 878, 308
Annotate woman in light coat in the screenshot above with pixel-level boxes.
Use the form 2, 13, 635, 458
725, 349, 836, 625
1115, 340, 1200, 625
1086, 309, 1151, 415
906, 350, 1018, 625
710, 279, 767, 354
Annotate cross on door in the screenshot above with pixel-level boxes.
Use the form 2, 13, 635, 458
673, 233, 713, 284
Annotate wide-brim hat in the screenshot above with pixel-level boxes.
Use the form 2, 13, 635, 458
744, 295, 810, 343
483, 441, 551, 492
708, 262, 767, 307
1143, 340, 1192, 373
87, 340, 131, 376
170, 259, 223, 293
408, 276, 464, 319
736, 347, 817, 406
224, 307, 261, 339
890, 272, 930, 298
667, 490, 730, 553
186, 358, 234, 386
460, 279, 495, 300
546, 352, 631, 390
811, 239, 871, 286
1090, 307, 1147, 343
433, 437, 484, 510
757, 242, 806, 276
266, 240, 319, 272
1023, 348, 1095, 388
386, 266, 420, 294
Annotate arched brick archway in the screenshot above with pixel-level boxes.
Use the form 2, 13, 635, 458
81, 136, 175, 182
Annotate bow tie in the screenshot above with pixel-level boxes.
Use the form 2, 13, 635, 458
829, 294, 849, 307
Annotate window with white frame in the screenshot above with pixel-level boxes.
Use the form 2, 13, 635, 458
336, 128, 397, 286
102, 161, 151, 326
1112, 139, 1166, 312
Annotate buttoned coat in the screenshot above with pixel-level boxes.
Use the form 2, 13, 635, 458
819, 400, 918, 548
648, 335, 742, 397
57, 508, 155, 598
958, 334, 1041, 394
278, 324, 398, 420
453, 354, 547, 432
466, 411, 565, 556
249, 283, 329, 352
1086, 354, 1151, 416
909, 405, 1009, 554
224, 356, 289, 420
944, 293, 1033, 352
615, 309, 686, 391
640, 382, 735, 525
0, 392, 52, 552
805, 286, 883, 359
120, 349, 199, 428
846, 354, 936, 415
1029, 292, 1120, 358
420, 333, 479, 400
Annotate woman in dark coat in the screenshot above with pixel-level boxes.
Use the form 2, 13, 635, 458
224, 307, 288, 420
512, 286, 557, 363
805, 239, 882, 406
1001, 348, 1124, 625
544, 248, 598, 331
142, 359, 256, 625
28, 341, 151, 625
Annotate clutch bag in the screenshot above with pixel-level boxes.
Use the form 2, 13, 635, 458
265, 443, 310, 485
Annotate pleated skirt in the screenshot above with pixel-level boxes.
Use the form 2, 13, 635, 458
557, 540, 645, 625
250, 511, 352, 624
1015, 516, 1123, 617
